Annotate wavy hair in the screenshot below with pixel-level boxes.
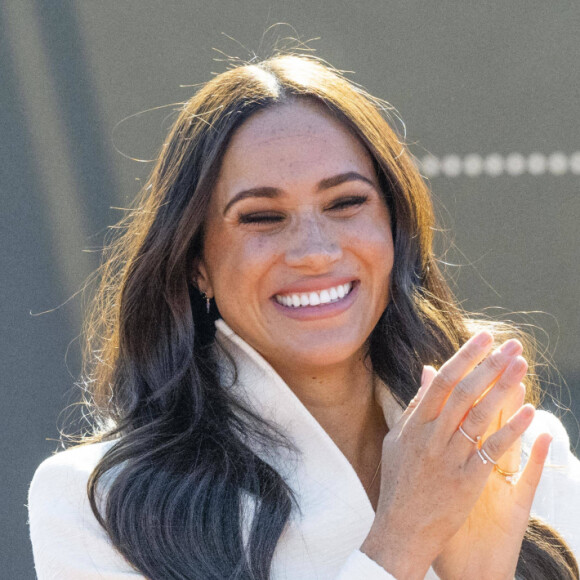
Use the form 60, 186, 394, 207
79, 54, 578, 579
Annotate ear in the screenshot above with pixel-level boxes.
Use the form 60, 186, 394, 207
192, 258, 214, 299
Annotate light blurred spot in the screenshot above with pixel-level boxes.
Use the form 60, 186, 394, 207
484, 153, 504, 176
528, 152, 547, 175
421, 155, 440, 177
569, 151, 580, 175
505, 153, 526, 176
464, 154, 483, 177
441, 155, 462, 177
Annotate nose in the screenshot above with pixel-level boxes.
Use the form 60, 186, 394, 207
284, 214, 342, 271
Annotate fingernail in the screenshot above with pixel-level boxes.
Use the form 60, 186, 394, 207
521, 403, 535, 419
421, 366, 426, 385
474, 332, 493, 347
508, 356, 527, 375
500, 339, 521, 355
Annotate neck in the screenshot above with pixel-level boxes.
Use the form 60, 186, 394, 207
271, 352, 387, 485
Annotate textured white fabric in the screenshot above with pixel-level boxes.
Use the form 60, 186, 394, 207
336, 550, 398, 579
29, 319, 580, 579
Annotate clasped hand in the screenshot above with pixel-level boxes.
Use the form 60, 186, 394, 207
361, 331, 552, 580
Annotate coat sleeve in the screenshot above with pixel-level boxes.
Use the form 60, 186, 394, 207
335, 550, 398, 579
28, 444, 144, 580
335, 550, 440, 579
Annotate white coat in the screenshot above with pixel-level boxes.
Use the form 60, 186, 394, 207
29, 319, 580, 579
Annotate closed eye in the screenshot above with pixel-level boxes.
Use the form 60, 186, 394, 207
238, 212, 285, 224
237, 195, 370, 224
327, 195, 369, 211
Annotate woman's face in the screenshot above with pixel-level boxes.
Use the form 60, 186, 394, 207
196, 100, 394, 374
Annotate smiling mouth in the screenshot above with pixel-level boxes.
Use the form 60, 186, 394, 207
274, 281, 354, 308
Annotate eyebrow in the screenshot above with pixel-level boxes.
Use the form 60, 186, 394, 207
222, 171, 376, 216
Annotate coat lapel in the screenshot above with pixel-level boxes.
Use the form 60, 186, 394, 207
214, 319, 405, 578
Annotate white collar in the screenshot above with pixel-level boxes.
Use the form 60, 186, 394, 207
214, 318, 404, 495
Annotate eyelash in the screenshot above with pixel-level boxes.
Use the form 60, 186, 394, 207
237, 195, 370, 224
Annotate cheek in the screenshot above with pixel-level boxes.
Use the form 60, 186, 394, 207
348, 220, 394, 312
206, 231, 281, 300
348, 216, 394, 268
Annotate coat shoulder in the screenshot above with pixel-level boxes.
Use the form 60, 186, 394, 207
28, 440, 139, 579
30, 439, 117, 502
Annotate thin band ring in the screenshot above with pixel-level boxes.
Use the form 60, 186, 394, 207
458, 424, 482, 446
494, 464, 521, 485
476, 447, 497, 466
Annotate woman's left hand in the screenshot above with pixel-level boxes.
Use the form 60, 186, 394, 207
415, 363, 553, 580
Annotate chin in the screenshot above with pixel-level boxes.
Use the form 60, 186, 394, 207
273, 334, 369, 372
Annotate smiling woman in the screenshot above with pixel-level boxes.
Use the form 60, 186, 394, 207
28, 54, 580, 580
197, 100, 393, 378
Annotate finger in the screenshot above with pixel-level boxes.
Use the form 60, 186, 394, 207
499, 381, 526, 430
437, 340, 524, 433
515, 433, 552, 506
494, 381, 526, 472
416, 331, 494, 422
453, 356, 527, 451
404, 366, 437, 415
466, 403, 535, 477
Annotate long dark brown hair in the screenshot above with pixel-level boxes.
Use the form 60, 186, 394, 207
79, 54, 578, 579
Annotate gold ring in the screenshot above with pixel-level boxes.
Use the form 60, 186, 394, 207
494, 464, 521, 485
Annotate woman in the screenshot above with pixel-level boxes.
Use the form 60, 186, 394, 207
29, 54, 580, 579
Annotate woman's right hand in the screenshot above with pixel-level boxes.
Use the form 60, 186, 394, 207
360, 332, 543, 580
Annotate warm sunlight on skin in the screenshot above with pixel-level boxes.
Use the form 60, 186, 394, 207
196, 100, 394, 385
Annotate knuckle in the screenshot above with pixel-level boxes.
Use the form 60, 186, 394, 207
496, 374, 517, 393
457, 344, 477, 364
485, 353, 506, 373
468, 402, 487, 425
451, 382, 472, 406
484, 436, 502, 457
433, 370, 456, 392
493, 375, 510, 391
406, 398, 419, 411
507, 417, 521, 434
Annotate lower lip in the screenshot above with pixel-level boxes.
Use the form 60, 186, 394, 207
271, 282, 359, 321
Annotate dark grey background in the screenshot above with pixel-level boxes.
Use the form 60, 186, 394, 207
2, 1, 578, 577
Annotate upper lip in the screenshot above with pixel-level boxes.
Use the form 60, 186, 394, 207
272, 276, 357, 296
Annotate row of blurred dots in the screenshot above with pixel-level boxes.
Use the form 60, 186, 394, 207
418, 151, 580, 178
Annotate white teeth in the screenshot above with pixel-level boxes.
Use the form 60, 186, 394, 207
275, 282, 353, 308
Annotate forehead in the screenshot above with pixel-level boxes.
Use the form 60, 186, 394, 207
214, 100, 378, 195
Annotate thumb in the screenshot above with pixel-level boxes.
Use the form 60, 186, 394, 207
406, 365, 438, 413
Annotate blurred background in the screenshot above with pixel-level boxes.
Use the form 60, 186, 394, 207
2, 1, 578, 577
